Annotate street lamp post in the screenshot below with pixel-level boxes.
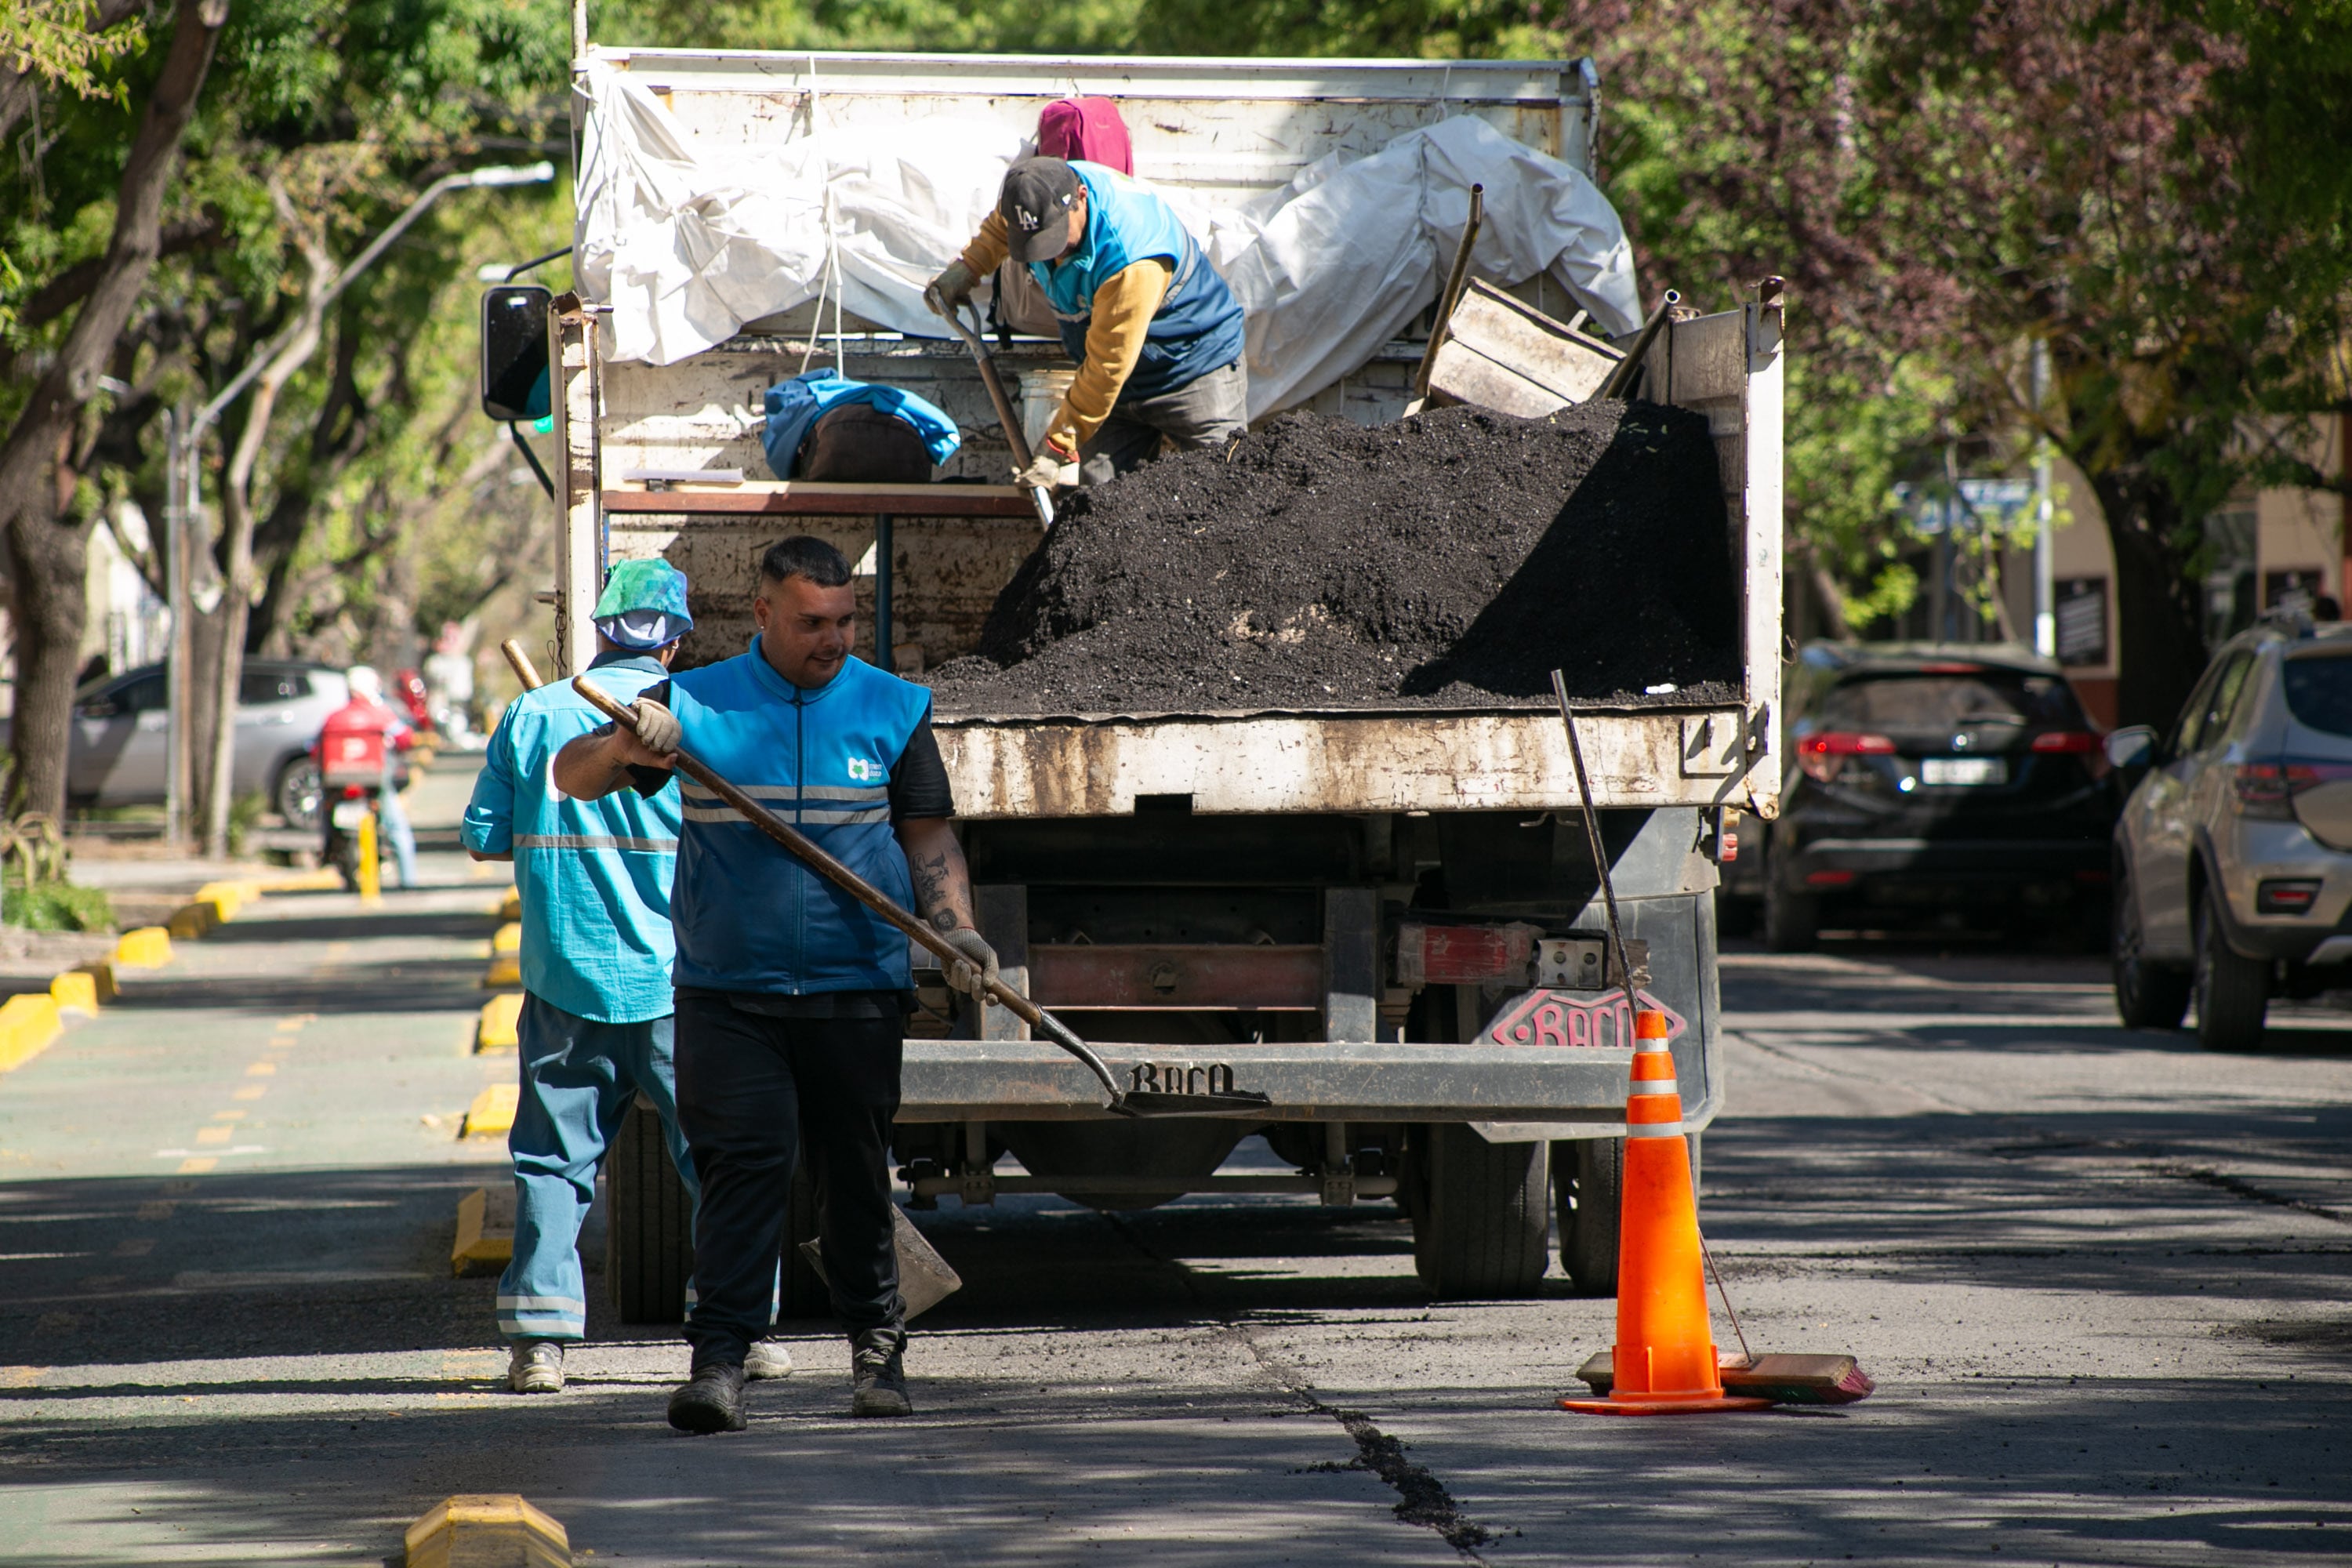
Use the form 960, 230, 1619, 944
165, 162, 553, 849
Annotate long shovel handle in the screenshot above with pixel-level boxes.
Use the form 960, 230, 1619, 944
500, 639, 545, 691
947, 301, 1057, 528
568, 677, 1126, 1105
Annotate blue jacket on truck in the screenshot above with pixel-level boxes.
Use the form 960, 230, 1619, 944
662, 643, 934, 995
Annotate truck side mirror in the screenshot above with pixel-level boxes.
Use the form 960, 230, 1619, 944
2103, 725, 2157, 771
480, 285, 552, 422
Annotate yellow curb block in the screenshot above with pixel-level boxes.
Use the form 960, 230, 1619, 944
476, 993, 523, 1053
483, 953, 521, 989
451, 1185, 516, 1276
0, 994, 62, 1073
462, 1083, 518, 1138
491, 922, 522, 954
498, 888, 521, 921
405, 1493, 570, 1568
113, 927, 172, 968
49, 970, 99, 1016
253, 868, 344, 894
165, 901, 220, 939
67, 962, 116, 1005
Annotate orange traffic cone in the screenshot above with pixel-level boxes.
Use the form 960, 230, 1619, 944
1561, 1007, 1773, 1416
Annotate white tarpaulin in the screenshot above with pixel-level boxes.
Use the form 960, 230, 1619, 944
576, 61, 1642, 417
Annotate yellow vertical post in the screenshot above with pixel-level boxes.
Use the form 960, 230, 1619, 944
358, 810, 382, 906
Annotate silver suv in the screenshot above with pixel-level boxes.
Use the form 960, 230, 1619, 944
2108, 616, 2352, 1048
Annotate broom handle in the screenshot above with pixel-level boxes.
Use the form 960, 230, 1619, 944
568, 677, 1121, 1098
500, 639, 545, 691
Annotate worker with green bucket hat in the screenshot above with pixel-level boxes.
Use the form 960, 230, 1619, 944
463, 558, 792, 1394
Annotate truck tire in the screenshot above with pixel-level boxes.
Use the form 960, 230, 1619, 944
1410, 1123, 1549, 1298
1763, 877, 1817, 953
608, 1096, 695, 1323
1554, 1136, 1622, 1297
2194, 889, 2269, 1052
2112, 858, 2190, 1029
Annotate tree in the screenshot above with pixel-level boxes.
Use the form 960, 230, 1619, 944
1555, 0, 2352, 727
0, 0, 227, 822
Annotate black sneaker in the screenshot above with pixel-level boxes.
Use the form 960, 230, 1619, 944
667, 1361, 747, 1434
850, 1328, 911, 1418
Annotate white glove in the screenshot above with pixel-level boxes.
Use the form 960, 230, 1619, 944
628, 695, 681, 753
935, 924, 1000, 1000
1013, 448, 1070, 491
924, 260, 977, 320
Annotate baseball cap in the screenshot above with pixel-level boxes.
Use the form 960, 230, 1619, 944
1000, 157, 1083, 263
593, 558, 693, 650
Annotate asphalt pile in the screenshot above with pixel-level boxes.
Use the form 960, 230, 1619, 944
924, 399, 1740, 717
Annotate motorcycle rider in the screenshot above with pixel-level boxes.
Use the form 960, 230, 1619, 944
314, 666, 419, 888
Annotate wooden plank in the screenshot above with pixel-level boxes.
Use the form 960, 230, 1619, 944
601, 483, 1035, 517
1428, 278, 1619, 415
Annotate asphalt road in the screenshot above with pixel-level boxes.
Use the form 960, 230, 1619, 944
2, 765, 2348, 1565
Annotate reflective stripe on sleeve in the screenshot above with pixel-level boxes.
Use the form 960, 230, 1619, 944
513, 834, 677, 852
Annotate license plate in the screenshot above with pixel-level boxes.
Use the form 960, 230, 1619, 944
1920, 757, 2006, 786
330, 800, 369, 829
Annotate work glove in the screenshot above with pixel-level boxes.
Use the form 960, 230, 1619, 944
923, 260, 977, 321
935, 923, 1000, 1001
1012, 445, 1073, 492
627, 695, 681, 754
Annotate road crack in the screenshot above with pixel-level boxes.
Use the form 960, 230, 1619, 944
2154, 1162, 2350, 1225
1097, 1210, 1497, 1560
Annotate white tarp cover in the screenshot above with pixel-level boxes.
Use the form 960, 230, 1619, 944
576, 60, 1642, 416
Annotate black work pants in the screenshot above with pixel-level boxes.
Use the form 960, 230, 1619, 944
673, 996, 904, 1366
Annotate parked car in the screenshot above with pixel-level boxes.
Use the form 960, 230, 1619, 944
1760, 642, 2117, 950
55, 661, 349, 829
2107, 615, 2352, 1050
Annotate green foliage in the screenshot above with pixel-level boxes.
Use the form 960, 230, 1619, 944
2, 0, 145, 104
2, 877, 113, 933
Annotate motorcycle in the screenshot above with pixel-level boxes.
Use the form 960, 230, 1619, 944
316, 718, 390, 892
322, 781, 385, 891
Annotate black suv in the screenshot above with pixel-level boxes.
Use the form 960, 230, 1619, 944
1760, 643, 2117, 949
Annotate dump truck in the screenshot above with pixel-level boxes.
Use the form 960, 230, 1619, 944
508, 45, 1783, 1316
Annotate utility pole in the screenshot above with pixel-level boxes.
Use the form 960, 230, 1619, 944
163, 405, 191, 845
2032, 341, 2055, 659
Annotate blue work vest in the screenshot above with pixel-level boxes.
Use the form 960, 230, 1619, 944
1035, 162, 1246, 402
665, 643, 931, 996
461, 653, 680, 1024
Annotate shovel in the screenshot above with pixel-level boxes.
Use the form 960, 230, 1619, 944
571, 678, 1272, 1120
942, 299, 1058, 529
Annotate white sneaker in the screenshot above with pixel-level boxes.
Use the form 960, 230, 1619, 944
744, 1339, 793, 1380
507, 1339, 565, 1394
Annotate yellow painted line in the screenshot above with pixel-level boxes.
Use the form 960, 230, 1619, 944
114, 927, 173, 968
176, 1157, 216, 1175
476, 993, 524, 1053
0, 994, 62, 1073
246, 1061, 277, 1076
1, 1367, 40, 1389
194, 1127, 233, 1146
461, 1083, 519, 1138
211, 1109, 245, 1123
275, 1014, 316, 1029
231, 1084, 266, 1102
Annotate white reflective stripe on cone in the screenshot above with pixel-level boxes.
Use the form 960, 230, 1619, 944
1626, 1122, 1687, 1138
1628, 1080, 1679, 1096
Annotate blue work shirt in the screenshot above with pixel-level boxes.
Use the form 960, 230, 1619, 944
462, 652, 681, 1023
760, 368, 962, 481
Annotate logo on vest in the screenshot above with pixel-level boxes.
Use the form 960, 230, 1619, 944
845, 757, 886, 783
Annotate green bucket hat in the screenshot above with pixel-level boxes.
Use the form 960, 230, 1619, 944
593, 559, 692, 649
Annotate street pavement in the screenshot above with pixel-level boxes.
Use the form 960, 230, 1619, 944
2, 764, 2348, 1564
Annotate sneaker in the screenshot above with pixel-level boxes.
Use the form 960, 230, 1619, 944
849, 1328, 911, 1418
507, 1339, 564, 1395
744, 1339, 793, 1381
666, 1361, 747, 1434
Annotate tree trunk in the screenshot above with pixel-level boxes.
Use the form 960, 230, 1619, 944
2096, 473, 2211, 733
0, 0, 227, 826
4, 507, 92, 819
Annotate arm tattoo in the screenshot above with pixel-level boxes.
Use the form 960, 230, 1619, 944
910, 848, 954, 919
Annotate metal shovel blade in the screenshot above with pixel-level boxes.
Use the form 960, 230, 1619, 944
1115, 1088, 1276, 1118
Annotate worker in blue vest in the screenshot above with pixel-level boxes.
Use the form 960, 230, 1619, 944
927, 155, 1247, 488
554, 535, 997, 1432
463, 559, 793, 1396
